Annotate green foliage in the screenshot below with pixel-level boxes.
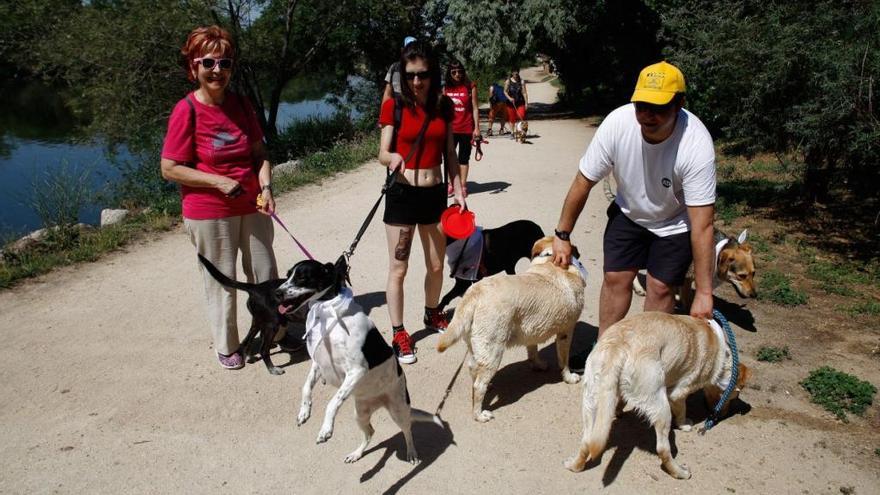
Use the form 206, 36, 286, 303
29, 164, 94, 230
269, 112, 357, 163
807, 258, 871, 296
760, 270, 808, 306
843, 300, 880, 317
756, 346, 791, 363
273, 133, 379, 194
800, 366, 876, 421
660, 0, 880, 202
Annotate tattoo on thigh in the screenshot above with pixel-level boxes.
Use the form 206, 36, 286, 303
394, 227, 413, 261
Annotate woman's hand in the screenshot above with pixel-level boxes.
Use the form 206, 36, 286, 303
453, 178, 467, 209
472, 128, 482, 140
216, 176, 242, 198
257, 189, 275, 215
388, 152, 405, 173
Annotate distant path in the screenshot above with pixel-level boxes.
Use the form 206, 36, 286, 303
0, 65, 876, 494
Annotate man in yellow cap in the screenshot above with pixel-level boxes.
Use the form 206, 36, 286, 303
551, 61, 717, 371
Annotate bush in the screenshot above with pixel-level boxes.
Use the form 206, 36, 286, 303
756, 346, 791, 363
760, 270, 808, 306
268, 112, 356, 163
800, 366, 876, 421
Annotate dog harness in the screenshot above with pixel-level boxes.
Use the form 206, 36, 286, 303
446, 227, 484, 280
304, 287, 353, 360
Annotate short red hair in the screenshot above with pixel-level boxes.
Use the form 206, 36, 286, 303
181, 25, 235, 81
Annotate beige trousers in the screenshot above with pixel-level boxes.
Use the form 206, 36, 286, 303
185, 213, 277, 356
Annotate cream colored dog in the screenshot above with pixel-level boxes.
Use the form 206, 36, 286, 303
564, 312, 750, 479
437, 236, 586, 422
513, 120, 529, 143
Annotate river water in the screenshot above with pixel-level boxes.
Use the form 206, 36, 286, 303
0, 87, 345, 238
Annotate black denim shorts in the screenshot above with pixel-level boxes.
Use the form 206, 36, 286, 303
383, 181, 447, 225
603, 202, 693, 285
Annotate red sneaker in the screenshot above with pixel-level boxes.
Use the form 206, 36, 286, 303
423, 309, 449, 334
392, 329, 417, 364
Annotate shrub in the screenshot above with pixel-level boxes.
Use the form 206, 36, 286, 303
800, 366, 876, 421
757, 346, 790, 363
760, 270, 808, 306
269, 112, 356, 163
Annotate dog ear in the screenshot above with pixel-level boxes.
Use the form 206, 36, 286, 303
736, 363, 752, 390
737, 229, 748, 244
718, 249, 734, 273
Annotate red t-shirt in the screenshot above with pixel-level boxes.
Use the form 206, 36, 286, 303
161, 92, 263, 220
444, 82, 477, 134
378, 98, 448, 170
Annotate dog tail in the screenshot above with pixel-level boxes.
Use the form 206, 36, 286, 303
197, 254, 255, 293
580, 346, 624, 464
411, 409, 443, 427
436, 294, 475, 353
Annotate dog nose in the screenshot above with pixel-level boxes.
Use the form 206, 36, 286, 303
275, 288, 286, 298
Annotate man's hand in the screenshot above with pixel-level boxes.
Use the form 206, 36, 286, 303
689, 291, 713, 320
552, 236, 572, 268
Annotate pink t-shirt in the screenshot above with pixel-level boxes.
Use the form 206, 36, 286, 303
161, 92, 264, 220
444, 82, 476, 134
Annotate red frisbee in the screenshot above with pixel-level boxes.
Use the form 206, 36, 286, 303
441, 204, 476, 240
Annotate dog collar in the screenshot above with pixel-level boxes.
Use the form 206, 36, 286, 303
536, 249, 588, 283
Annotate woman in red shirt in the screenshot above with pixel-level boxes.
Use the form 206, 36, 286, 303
378, 41, 467, 364
160, 26, 278, 370
443, 60, 481, 196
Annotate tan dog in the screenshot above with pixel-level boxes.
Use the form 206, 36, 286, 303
513, 120, 529, 143
632, 229, 757, 309
437, 236, 586, 422
564, 312, 750, 479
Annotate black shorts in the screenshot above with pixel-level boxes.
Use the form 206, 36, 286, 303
383, 181, 447, 225
603, 202, 693, 285
452, 133, 472, 165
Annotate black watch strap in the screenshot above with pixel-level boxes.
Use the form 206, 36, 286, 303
554, 229, 570, 241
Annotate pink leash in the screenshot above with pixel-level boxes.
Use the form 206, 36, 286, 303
270, 211, 315, 260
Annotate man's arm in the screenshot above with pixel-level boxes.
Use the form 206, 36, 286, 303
552, 172, 596, 267
687, 204, 715, 319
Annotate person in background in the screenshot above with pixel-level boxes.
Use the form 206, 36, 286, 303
503, 68, 528, 131
381, 36, 417, 104
552, 61, 717, 373
442, 59, 480, 196
377, 40, 467, 364
160, 25, 285, 370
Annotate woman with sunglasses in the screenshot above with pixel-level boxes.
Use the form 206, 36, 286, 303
378, 40, 467, 364
442, 60, 481, 196
160, 25, 280, 370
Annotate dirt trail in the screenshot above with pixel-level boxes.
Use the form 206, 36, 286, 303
1, 66, 877, 494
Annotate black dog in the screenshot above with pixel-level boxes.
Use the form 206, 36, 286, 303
438, 219, 545, 310
197, 254, 302, 375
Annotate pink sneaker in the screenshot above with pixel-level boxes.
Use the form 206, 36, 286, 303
217, 350, 244, 370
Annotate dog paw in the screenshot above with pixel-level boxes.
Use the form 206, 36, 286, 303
678, 419, 693, 432
563, 370, 581, 384
268, 366, 285, 376
316, 426, 333, 443
296, 406, 311, 426
343, 451, 363, 463
665, 463, 691, 480
564, 455, 586, 473
406, 449, 421, 465
475, 410, 494, 422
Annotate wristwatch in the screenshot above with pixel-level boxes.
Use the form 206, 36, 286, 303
261, 183, 273, 194
554, 229, 571, 241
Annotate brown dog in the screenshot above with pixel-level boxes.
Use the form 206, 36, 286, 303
513, 120, 529, 143
565, 312, 751, 479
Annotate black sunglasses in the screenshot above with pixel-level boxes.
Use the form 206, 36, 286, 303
450, 69, 464, 74
404, 70, 431, 80
634, 101, 675, 115
194, 57, 233, 70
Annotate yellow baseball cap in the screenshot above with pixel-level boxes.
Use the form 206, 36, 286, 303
630, 61, 686, 105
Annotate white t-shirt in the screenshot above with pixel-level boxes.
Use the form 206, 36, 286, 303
579, 104, 716, 237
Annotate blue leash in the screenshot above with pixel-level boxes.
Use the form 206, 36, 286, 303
702, 309, 739, 433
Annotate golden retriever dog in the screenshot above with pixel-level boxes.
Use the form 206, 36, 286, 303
564, 312, 750, 479
437, 236, 586, 422
513, 120, 529, 143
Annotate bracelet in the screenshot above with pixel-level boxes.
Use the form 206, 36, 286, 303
261, 184, 273, 194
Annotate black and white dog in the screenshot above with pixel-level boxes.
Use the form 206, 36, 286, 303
439, 219, 545, 310
277, 258, 441, 464
197, 254, 302, 375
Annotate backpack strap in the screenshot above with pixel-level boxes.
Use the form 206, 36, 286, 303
183, 95, 197, 168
